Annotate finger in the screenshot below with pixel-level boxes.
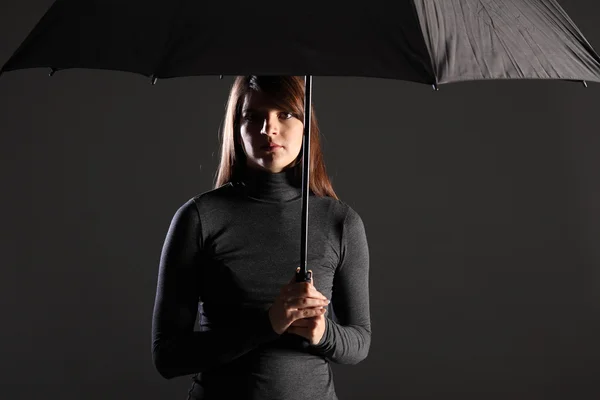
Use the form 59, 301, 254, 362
288, 269, 314, 292
295, 285, 327, 301
286, 267, 301, 288
287, 275, 327, 301
295, 307, 326, 319
298, 313, 323, 322
306, 275, 328, 301
295, 298, 329, 309
309, 285, 328, 300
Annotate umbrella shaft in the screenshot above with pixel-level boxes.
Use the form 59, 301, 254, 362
297, 75, 312, 283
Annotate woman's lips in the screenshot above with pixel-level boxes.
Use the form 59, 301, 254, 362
263, 145, 282, 150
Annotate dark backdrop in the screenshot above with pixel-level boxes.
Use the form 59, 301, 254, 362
1, 1, 599, 399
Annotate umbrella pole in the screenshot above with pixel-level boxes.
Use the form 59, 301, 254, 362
296, 75, 312, 283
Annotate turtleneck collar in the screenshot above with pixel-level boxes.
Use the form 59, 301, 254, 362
237, 167, 303, 203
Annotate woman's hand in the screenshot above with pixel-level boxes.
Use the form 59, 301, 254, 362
286, 270, 328, 345
268, 267, 330, 336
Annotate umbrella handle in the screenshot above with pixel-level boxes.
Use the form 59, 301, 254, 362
295, 269, 312, 283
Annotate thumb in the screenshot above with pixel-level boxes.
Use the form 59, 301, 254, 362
291, 267, 300, 283
291, 267, 313, 283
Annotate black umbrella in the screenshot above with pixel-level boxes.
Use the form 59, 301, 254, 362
2, 0, 600, 284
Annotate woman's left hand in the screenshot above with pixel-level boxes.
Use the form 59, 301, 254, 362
286, 270, 328, 345
286, 308, 327, 345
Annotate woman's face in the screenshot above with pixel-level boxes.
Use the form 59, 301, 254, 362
239, 91, 304, 173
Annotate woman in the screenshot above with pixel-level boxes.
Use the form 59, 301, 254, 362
151, 76, 371, 400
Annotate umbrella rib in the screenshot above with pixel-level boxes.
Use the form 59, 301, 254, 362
152, 0, 188, 79
409, 1, 439, 85
524, 0, 572, 78
459, 1, 490, 79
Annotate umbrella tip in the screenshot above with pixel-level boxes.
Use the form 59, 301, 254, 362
49, 68, 57, 77
150, 75, 157, 85
220, 75, 223, 80
583, 80, 588, 88
432, 83, 439, 91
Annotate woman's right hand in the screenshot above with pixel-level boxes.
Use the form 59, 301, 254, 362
268, 267, 330, 335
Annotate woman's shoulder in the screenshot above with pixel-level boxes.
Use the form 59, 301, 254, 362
165, 185, 236, 232
189, 182, 236, 202
329, 199, 365, 233
312, 196, 365, 231
324, 196, 361, 217
178, 182, 239, 214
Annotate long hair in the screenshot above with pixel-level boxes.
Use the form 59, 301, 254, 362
213, 76, 339, 200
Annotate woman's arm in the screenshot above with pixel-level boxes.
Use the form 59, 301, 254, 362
151, 199, 281, 379
309, 206, 372, 365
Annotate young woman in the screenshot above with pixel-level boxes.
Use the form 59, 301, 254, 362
152, 76, 371, 400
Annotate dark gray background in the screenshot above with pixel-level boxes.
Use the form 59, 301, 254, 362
1, 1, 599, 399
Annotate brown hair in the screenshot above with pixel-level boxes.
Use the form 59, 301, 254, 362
213, 76, 339, 200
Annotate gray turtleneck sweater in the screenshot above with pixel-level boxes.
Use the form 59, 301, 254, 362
151, 168, 371, 400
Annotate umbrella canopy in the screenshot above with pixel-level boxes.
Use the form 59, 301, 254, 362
2, 0, 599, 282
2, 0, 600, 85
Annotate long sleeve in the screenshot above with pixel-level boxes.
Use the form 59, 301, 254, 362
151, 199, 281, 379
308, 207, 372, 364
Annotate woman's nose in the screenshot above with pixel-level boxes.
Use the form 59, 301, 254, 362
260, 115, 280, 134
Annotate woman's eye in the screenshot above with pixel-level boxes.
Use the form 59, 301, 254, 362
243, 112, 294, 122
